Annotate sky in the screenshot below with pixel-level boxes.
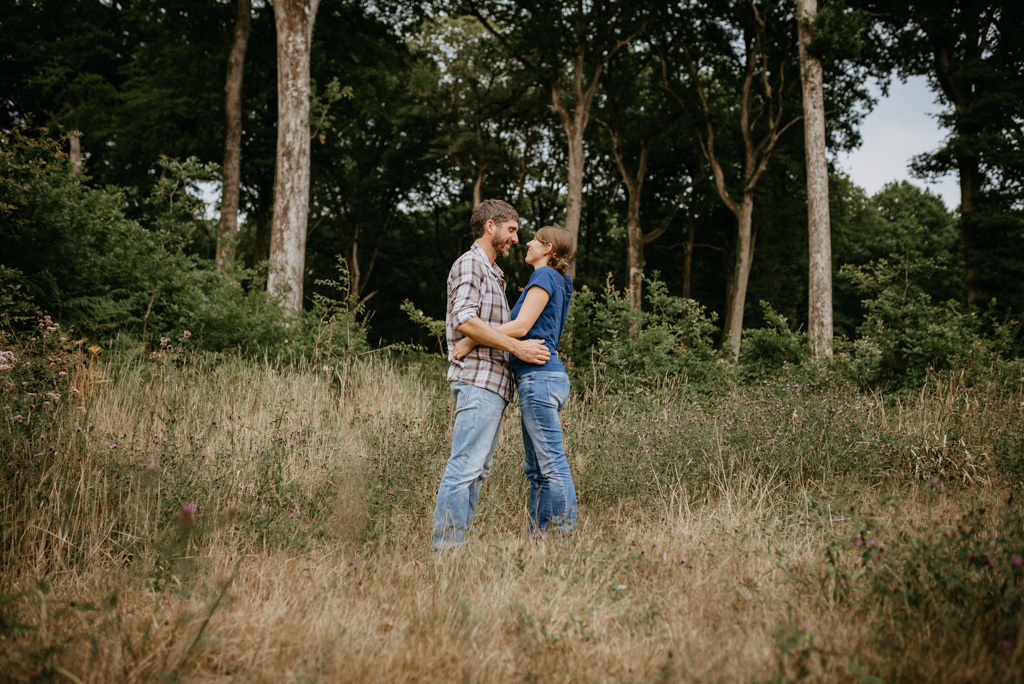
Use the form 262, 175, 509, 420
834, 75, 960, 211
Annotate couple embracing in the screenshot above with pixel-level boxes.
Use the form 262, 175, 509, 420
432, 199, 577, 550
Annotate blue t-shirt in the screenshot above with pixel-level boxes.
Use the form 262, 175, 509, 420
508, 266, 573, 378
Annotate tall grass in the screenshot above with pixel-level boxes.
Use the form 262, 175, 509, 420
1, 347, 1022, 682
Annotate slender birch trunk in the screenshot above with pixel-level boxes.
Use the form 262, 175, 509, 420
267, 0, 320, 310
798, 0, 833, 356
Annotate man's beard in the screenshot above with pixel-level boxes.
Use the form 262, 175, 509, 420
492, 234, 512, 258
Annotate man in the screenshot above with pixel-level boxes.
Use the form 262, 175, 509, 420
432, 199, 550, 549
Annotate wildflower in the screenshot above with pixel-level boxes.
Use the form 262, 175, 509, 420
853, 538, 863, 548
75, 406, 86, 414
680, 557, 687, 564
933, 477, 942, 488
1012, 556, 1023, 568
146, 458, 159, 471
868, 538, 877, 547
180, 503, 197, 530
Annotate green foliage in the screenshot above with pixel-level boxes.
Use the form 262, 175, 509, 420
562, 273, 721, 392
830, 182, 1003, 388
838, 253, 974, 387
306, 255, 371, 363
400, 299, 447, 356
740, 302, 809, 379
0, 127, 295, 354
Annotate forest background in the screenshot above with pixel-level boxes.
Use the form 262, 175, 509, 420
2, 1, 1024, 681
2, 0, 1022, 375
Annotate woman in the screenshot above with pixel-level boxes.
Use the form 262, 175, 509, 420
454, 225, 577, 535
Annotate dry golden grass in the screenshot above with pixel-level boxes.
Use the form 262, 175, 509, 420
2, 356, 1021, 682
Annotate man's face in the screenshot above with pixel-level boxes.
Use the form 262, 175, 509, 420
489, 219, 519, 258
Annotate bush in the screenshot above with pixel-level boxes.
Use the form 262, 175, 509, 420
561, 273, 723, 392
739, 301, 809, 379
0, 127, 299, 354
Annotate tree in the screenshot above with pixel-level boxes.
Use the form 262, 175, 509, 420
857, 0, 1024, 310
798, 0, 833, 356
598, 42, 699, 311
0, 0, 124, 175
464, 0, 647, 276
267, 0, 321, 310
660, 0, 802, 360
216, 0, 252, 270
411, 15, 535, 209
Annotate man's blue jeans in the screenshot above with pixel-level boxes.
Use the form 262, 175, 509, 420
432, 381, 507, 549
517, 371, 576, 534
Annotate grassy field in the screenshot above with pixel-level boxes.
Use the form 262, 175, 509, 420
2, 346, 1023, 682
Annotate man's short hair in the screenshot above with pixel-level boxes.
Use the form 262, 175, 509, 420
470, 199, 519, 239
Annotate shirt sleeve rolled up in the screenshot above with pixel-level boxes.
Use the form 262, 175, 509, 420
449, 259, 485, 330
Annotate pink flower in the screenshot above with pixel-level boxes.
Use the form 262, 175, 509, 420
853, 538, 863, 548
1012, 556, 1023, 568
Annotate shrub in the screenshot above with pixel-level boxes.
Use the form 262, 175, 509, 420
561, 273, 722, 392
0, 127, 300, 354
739, 301, 809, 379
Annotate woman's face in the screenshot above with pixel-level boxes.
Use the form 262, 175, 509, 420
524, 238, 552, 268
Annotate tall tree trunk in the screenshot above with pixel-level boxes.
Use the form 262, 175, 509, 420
608, 139, 655, 312
217, 0, 251, 270
564, 124, 585, 267
267, 0, 320, 310
720, 196, 755, 359
69, 134, 82, 176
664, 5, 799, 361
798, 0, 833, 356
923, 5, 991, 308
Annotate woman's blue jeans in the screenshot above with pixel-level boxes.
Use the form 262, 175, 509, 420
516, 371, 576, 534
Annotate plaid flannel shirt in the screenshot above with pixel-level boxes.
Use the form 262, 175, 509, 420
446, 243, 513, 401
